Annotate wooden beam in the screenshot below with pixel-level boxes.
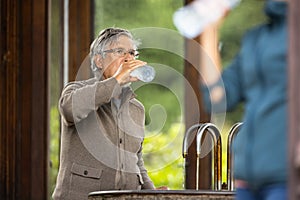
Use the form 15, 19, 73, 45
68, 0, 94, 81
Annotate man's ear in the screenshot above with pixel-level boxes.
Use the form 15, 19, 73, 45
94, 54, 103, 69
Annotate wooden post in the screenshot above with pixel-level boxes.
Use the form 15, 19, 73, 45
68, 0, 94, 82
183, 0, 223, 190
288, 0, 300, 199
0, 0, 49, 199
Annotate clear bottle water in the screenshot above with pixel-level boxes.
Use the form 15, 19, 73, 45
173, 0, 241, 39
130, 65, 155, 82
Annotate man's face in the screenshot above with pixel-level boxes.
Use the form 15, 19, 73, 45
100, 35, 136, 79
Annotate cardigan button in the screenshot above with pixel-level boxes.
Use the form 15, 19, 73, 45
84, 170, 88, 176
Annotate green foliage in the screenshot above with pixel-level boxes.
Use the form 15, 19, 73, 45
135, 84, 182, 132
49, 107, 60, 197
143, 123, 185, 189
49, 0, 61, 197
220, 0, 266, 66
49, 0, 62, 107
94, 0, 183, 32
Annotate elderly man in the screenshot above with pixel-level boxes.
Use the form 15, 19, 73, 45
52, 27, 157, 200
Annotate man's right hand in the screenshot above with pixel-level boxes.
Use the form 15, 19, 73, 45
114, 59, 147, 85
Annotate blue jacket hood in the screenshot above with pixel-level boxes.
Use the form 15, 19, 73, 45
264, 0, 287, 21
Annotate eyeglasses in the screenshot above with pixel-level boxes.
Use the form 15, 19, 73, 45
103, 48, 139, 59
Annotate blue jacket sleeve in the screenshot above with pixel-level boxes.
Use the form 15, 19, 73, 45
201, 53, 244, 113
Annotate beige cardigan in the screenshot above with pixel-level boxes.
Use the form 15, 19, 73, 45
52, 77, 154, 200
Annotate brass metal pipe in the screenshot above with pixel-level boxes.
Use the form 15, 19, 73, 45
182, 123, 203, 189
196, 123, 222, 191
182, 123, 203, 159
226, 122, 243, 191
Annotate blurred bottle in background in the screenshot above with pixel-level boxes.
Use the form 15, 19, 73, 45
173, 0, 241, 39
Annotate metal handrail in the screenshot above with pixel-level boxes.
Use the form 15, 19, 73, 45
182, 123, 202, 189
182, 123, 222, 190
182, 123, 203, 158
226, 122, 243, 191
183, 122, 242, 191
196, 123, 222, 191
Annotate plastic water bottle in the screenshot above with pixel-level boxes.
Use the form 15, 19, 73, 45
130, 65, 155, 82
173, 0, 241, 39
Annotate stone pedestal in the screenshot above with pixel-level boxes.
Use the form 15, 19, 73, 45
89, 190, 235, 200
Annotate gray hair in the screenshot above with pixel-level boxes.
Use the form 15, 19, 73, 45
90, 27, 140, 76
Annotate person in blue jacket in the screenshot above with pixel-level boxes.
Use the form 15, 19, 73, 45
200, 0, 288, 199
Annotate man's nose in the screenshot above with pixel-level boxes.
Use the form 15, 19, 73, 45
124, 52, 134, 60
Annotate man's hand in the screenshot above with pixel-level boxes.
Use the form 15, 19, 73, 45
155, 186, 169, 190
114, 59, 147, 85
